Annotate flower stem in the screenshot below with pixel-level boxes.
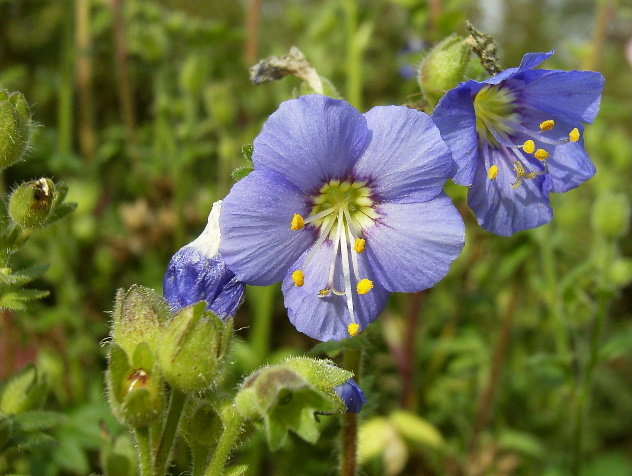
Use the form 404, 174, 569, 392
153, 389, 188, 476
342, 0, 362, 110
572, 239, 612, 474
339, 347, 363, 476
133, 428, 152, 476
205, 405, 244, 476
247, 284, 277, 368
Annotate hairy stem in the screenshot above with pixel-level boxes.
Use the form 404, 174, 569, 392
205, 405, 244, 476
153, 390, 188, 476
339, 347, 363, 476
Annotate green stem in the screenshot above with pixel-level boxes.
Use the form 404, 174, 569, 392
538, 226, 570, 360
134, 428, 152, 476
191, 445, 211, 476
342, 0, 362, 110
339, 347, 363, 476
247, 284, 277, 367
153, 390, 188, 476
572, 239, 612, 474
205, 406, 244, 476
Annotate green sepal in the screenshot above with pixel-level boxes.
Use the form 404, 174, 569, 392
157, 302, 233, 393
110, 285, 171, 357
180, 399, 223, 449
0, 364, 46, 415
231, 165, 254, 181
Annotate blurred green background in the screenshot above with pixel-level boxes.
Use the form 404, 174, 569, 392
0, 0, 630, 475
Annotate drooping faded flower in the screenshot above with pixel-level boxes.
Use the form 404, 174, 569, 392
163, 201, 245, 318
432, 51, 604, 236
220, 95, 464, 341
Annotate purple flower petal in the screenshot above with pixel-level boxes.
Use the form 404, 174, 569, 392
282, 242, 389, 342
467, 145, 553, 236
432, 83, 481, 186
220, 169, 314, 285
519, 70, 604, 124
253, 95, 369, 193
363, 194, 465, 292
353, 106, 455, 203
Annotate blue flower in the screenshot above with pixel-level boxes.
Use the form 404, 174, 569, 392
432, 51, 604, 236
334, 378, 367, 413
220, 95, 464, 341
163, 201, 245, 318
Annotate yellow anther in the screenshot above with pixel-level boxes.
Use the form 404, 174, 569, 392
353, 238, 366, 253
540, 120, 555, 131
487, 165, 499, 180
291, 270, 304, 287
522, 140, 535, 154
535, 149, 549, 161
348, 323, 360, 337
290, 214, 304, 230
569, 128, 580, 142
318, 289, 330, 296
357, 279, 373, 295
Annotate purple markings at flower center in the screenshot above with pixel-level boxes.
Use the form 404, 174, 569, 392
473, 84, 581, 189
289, 178, 379, 337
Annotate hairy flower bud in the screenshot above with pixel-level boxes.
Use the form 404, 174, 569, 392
110, 285, 171, 357
235, 358, 352, 449
417, 35, 471, 110
0, 90, 32, 169
8, 178, 56, 229
163, 201, 245, 318
157, 302, 233, 392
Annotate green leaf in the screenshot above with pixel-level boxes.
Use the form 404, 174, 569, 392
390, 410, 444, 449
307, 334, 371, 358
10, 431, 57, 452
0, 288, 50, 310
231, 165, 254, 181
12, 410, 65, 432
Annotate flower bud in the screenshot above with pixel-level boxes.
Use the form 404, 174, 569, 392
591, 192, 630, 239
0, 90, 32, 169
111, 285, 171, 357
417, 35, 471, 110
235, 358, 352, 450
0, 364, 46, 415
163, 201, 245, 319
334, 377, 367, 414
157, 301, 233, 392
8, 178, 56, 229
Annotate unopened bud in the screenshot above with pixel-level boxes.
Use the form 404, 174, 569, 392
334, 378, 367, 414
111, 285, 171, 357
157, 301, 233, 392
8, 178, 56, 229
0, 90, 32, 169
418, 35, 471, 110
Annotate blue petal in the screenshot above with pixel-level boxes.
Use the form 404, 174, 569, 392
163, 246, 245, 318
220, 169, 314, 286
432, 82, 481, 186
252, 95, 369, 193
353, 106, 454, 203
363, 195, 465, 293
334, 378, 367, 413
468, 144, 553, 236
282, 243, 389, 342
485, 51, 554, 85
518, 70, 604, 124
